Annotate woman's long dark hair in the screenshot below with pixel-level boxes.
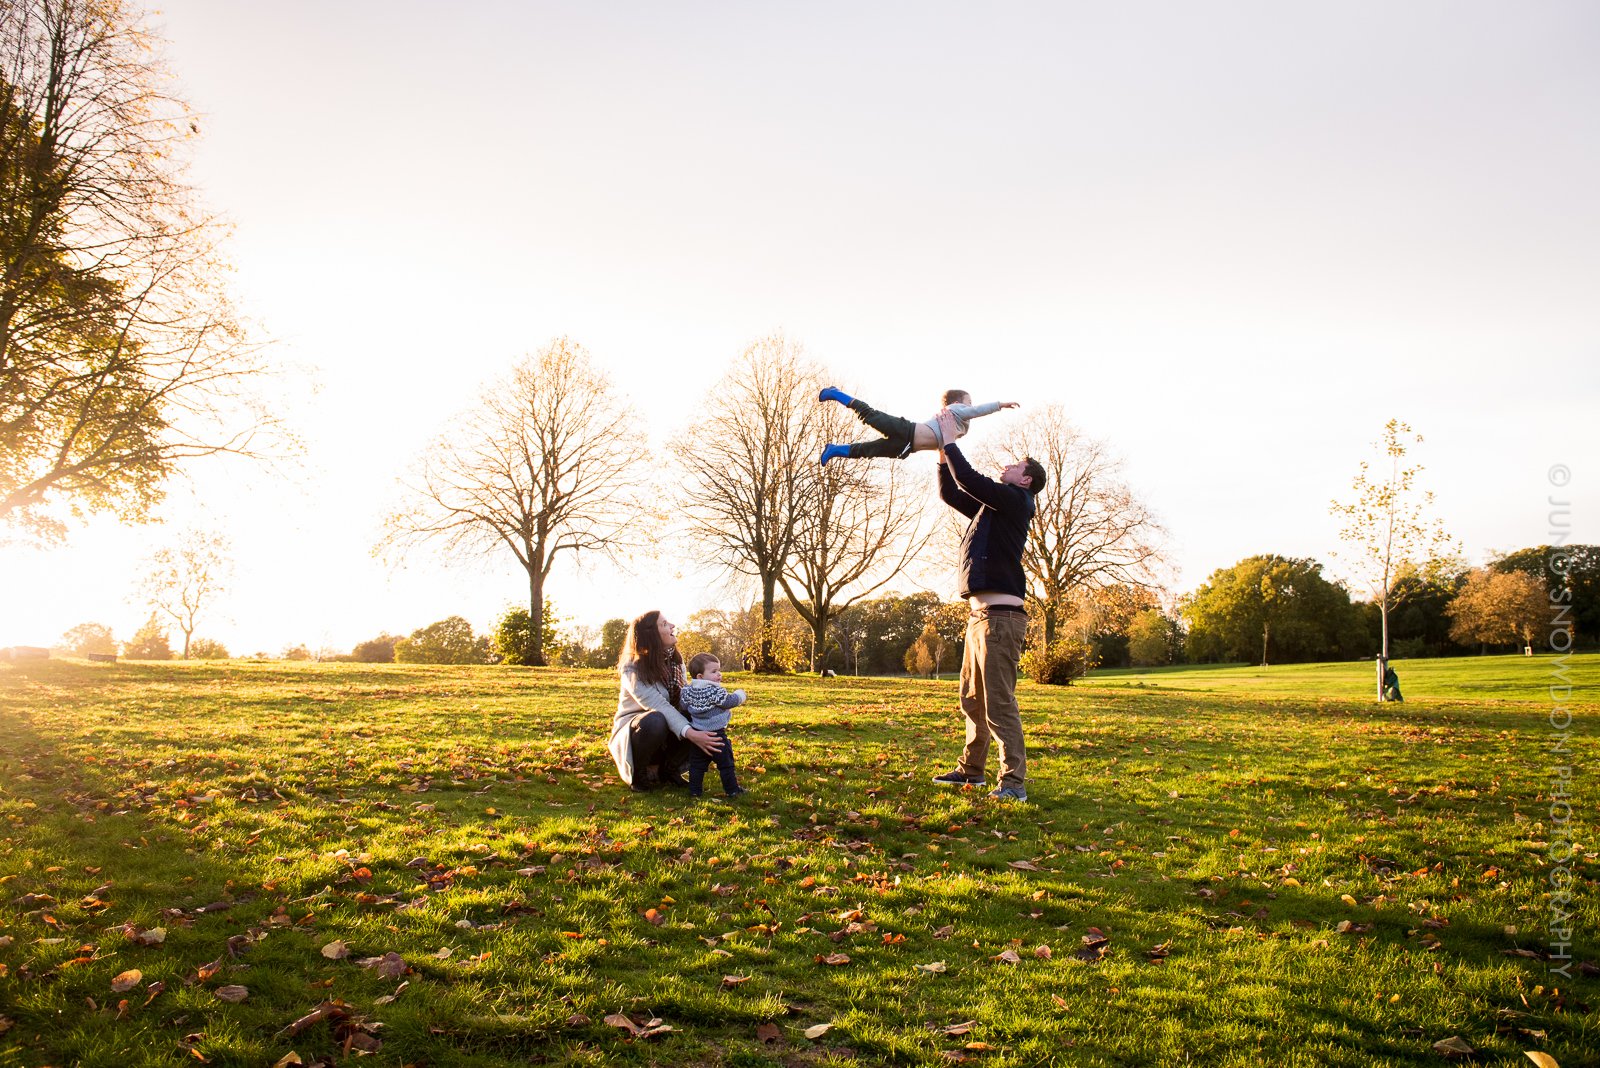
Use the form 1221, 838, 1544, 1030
620, 610, 683, 701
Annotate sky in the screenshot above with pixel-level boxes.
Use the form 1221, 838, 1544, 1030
5, 0, 1599, 655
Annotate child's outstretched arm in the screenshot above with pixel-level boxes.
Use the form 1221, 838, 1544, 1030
947, 400, 1019, 421
718, 686, 747, 709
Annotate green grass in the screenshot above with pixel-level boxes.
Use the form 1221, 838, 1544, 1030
1, 655, 1595, 1067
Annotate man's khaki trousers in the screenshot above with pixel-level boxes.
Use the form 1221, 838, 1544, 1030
956, 608, 1028, 790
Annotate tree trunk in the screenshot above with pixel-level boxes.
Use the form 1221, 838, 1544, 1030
1261, 621, 1270, 667
758, 573, 778, 672
527, 573, 547, 667
1377, 588, 1390, 701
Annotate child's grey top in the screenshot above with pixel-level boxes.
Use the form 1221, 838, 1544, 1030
680, 678, 746, 732
921, 401, 1004, 444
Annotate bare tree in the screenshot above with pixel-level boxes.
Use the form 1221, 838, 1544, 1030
382, 338, 640, 665
676, 334, 814, 671
1330, 419, 1458, 699
138, 528, 231, 659
780, 397, 928, 671
979, 405, 1166, 646
1, 0, 277, 538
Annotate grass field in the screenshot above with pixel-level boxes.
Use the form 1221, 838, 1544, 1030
1, 654, 1595, 1067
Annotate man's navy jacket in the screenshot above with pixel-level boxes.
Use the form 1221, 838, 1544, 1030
938, 442, 1034, 600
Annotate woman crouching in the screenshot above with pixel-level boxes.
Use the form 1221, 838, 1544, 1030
608, 610, 724, 790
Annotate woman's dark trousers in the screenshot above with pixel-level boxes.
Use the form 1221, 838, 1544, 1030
630, 711, 691, 788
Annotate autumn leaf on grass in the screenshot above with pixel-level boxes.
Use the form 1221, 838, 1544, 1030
604, 1013, 674, 1039
916, 961, 949, 974
815, 953, 851, 966
1008, 860, 1044, 872
721, 975, 752, 988
755, 1022, 782, 1044
111, 969, 142, 992
1034, 945, 1052, 959
1146, 941, 1172, 961
644, 908, 666, 926
320, 940, 350, 960
804, 1023, 833, 1040
1076, 928, 1111, 963
991, 949, 1022, 965
940, 1021, 977, 1036
272, 1054, 303, 1068
356, 952, 407, 979
933, 925, 955, 939
214, 985, 248, 1004
1524, 1053, 1560, 1068
1433, 1036, 1476, 1057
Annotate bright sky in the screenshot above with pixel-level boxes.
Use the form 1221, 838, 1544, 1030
6, 0, 1599, 655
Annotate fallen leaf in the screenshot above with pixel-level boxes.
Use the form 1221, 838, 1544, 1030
934, 925, 956, 939
111, 969, 142, 992
1034, 945, 1052, 959
1433, 1036, 1475, 1057
941, 1021, 977, 1036
804, 1023, 833, 1040
272, 1054, 303, 1068
1340, 894, 1358, 907
1523, 1055, 1559, 1068
214, 985, 248, 1003
722, 975, 752, 988
604, 1013, 642, 1037
756, 1022, 782, 1043
320, 940, 349, 960
992, 949, 1022, 964
916, 961, 949, 974
817, 953, 850, 966
1007, 860, 1043, 872
135, 927, 166, 946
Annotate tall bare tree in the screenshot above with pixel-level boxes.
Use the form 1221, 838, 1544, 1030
780, 397, 927, 671
1330, 419, 1457, 699
138, 528, 231, 659
1, 0, 276, 538
979, 405, 1166, 646
676, 335, 814, 671
382, 338, 639, 665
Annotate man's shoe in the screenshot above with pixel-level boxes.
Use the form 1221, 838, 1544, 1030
931, 770, 985, 787
989, 786, 1028, 802
818, 386, 854, 406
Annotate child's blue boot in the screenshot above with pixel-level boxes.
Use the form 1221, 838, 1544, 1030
818, 386, 854, 406
819, 444, 850, 465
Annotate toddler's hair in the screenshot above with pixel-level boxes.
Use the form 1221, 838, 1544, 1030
941, 389, 971, 406
687, 652, 720, 678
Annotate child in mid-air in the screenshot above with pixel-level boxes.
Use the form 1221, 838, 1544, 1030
817, 387, 1019, 463
680, 652, 748, 798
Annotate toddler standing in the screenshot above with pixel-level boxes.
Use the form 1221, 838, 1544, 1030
680, 652, 748, 798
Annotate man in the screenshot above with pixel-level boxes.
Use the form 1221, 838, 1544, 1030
930, 407, 1047, 801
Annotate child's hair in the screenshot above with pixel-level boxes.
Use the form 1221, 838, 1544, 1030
687, 652, 720, 678
941, 388, 972, 406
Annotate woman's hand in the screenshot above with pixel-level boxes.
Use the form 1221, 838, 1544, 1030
999, 401, 1020, 409
686, 728, 724, 755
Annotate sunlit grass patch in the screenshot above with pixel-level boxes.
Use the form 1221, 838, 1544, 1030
1, 656, 1595, 1066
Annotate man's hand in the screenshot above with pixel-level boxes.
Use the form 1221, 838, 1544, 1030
935, 408, 960, 454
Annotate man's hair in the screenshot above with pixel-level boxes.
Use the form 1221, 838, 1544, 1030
941, 388, 971, 406
1022, 456, 1047, 497
687, 652, 720, 678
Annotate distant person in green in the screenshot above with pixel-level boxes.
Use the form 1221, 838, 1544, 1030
1383, 664, 1403, 702
816, 386, 1019, 463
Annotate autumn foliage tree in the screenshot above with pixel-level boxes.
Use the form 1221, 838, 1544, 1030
1331, 420, 1457, 697
138, 529, 231, 659
1, 0, 277, 538
1446, 569, 1548, 652
383, 339, 640, 665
